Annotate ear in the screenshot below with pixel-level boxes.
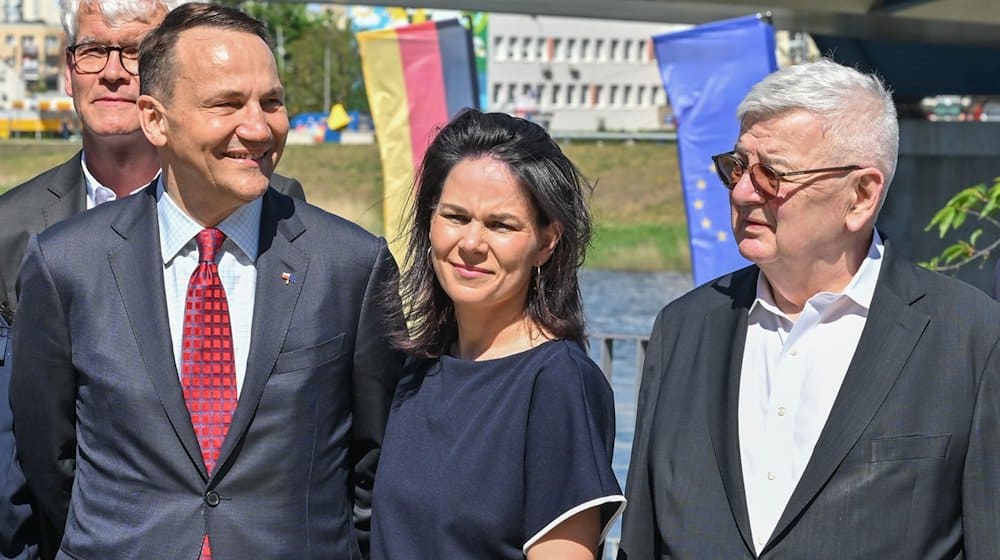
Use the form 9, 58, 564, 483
845, 167, 885, 233
136, 94, 168, 147
535, 223, 562, 267
63, 53, 73, 97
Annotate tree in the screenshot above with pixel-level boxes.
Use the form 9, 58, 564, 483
212, 2, 368, 115
283, 14, 367, 116
923, 177, 1000, 271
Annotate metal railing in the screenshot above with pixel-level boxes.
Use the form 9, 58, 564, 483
587, 333, 648, 560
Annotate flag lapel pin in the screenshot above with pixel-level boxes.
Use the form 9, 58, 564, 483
281, 272, 296, 285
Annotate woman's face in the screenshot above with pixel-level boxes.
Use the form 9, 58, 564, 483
429, 157, 557, 320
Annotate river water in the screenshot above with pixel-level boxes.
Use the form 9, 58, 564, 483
579, 268, 693, 551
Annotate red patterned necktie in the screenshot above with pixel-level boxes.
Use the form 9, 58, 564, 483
181, 228, 237, 560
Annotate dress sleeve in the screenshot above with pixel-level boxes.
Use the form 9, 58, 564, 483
522, 346, 626, 554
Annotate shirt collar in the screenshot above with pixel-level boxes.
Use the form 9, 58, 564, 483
751, 229, 885, 316
156, 176, 263, 264
81, 151, 160, 204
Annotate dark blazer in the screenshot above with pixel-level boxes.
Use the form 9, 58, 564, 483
993, 259, 999, 300
9, 185, 404, 559
0, 151, 306, 323
618, 240, 1000, 559
0, 317, 35, 560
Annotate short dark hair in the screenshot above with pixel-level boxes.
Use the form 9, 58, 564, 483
391, 109, 593, 357
138, 2, 269, 100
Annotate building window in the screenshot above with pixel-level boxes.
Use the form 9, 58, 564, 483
594, 38, 604, 61
580, 38, 590, 61
580, 84, 589, 106
537, 84, 547, 108
45, 35, 59, 51
493, 36, 505, 61
652, 86, 665, 105
522, 36, 533, 60
609, 39, 619, 61
566, 38, 576, 62
623, 40, 633, 63
637, 85, 647, 106
566, 84, 576, 106
623, 85, 633, 107
609, 84, 619, 107
508, 36, 519, 60
551, 84, 561, 107
552, 38, 563, 61
638, 39, 649, 62
492, 84, 503, 105
593, 84, 604, 107
536, 37, 547, 61
508, 83, 518, 104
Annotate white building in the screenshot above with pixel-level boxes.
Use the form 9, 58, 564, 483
487, 14, 687, 132
2, 0, 59, 24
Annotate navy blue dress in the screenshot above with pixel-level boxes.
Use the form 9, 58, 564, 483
371, 339, 624, 559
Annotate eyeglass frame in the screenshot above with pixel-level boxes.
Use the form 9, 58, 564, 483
66, 42, 141, 76
710, 151, 861, 198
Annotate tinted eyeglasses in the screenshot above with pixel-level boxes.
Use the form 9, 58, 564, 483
67, 42, 140, 76
711, 152, 861, 198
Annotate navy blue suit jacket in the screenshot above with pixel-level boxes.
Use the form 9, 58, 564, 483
10, 186, 404, 559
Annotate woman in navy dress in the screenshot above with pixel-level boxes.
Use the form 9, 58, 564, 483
371, 110, 624, 559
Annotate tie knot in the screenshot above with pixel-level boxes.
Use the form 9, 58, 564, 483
195, 228, 226, 263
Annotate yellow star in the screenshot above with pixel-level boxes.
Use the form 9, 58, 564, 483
694, 199, 704, 210
716, 230, 728, 242
701, 217, 711, 229
696, 179, 707, 190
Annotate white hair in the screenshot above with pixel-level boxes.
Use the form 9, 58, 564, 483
61, 0, 187, 44
737, 58, 899, 192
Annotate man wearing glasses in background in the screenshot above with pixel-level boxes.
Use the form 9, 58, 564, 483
619, 59, 1000, 559
0, 2, 304, 558
0, 0, 305, 325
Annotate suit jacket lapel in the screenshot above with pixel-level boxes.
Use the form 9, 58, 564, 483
215, 190, 307, 476
41, 152, 86, 228
705, 268, 758, 556
767, 243, 930, 549
107, 186, 207, 478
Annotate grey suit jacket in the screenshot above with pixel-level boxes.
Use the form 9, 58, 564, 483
0, 151, 306, 323
9, 186, 404, 559
618, 240, 1000, 559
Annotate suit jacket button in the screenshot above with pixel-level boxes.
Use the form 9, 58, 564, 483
205, 491, 221, 507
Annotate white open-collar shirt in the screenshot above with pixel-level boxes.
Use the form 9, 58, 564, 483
739, 230, 884, 554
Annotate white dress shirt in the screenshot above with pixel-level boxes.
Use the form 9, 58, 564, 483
739, 231, 884, 555
81, 152, 157, 208
156, 179, 261, 395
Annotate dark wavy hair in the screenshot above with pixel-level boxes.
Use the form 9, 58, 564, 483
390, 109, 593, 358
138, 2, 269, 100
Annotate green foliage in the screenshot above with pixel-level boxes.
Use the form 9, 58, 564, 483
212, 2, 368, 115
921, 177, 1000, 271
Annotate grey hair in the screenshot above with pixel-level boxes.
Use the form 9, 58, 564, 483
737, 58, 899, 194
61, 0, 186, 44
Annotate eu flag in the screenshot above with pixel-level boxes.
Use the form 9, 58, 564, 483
653, 15, 777, 286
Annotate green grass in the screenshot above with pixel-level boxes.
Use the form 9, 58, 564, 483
0, 138, 691, 272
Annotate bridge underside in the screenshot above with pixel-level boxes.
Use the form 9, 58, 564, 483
317, 0, 1000, 98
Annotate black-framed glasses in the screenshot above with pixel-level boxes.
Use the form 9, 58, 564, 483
67, 42, 140, 76
711, 152, 861, 198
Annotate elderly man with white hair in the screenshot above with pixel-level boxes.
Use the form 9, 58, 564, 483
619, 59, 1000, 559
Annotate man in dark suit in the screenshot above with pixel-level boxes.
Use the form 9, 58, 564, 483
0, 317, 34, 560
10, 4, 403, 558
993, 259, 999, 300
619, 59, 1000, 559
0, 3, 302, 558
0, 0, 304, 324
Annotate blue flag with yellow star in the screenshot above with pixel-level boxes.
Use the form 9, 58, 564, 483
653, 14, 776, 286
